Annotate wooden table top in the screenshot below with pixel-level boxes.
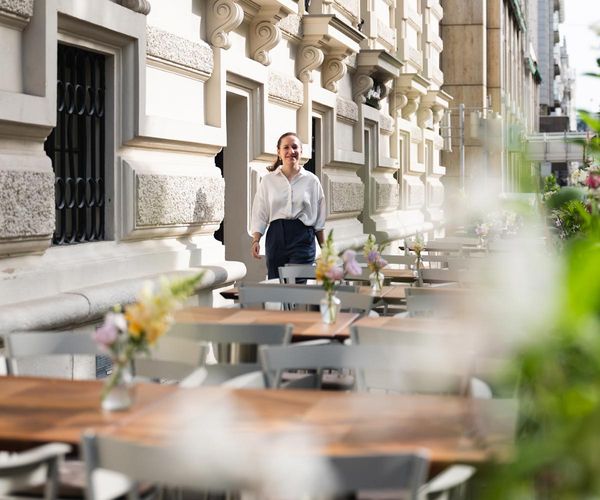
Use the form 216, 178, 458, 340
354, 316, 463, 333
220, 286, 410, 305
0, 377, 516, 467
174, 307, 359, 340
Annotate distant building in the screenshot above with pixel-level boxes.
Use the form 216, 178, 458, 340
441, 0, 541, 196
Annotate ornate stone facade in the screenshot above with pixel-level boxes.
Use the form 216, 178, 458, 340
0, 0, 33, 18
146, 26, 213, 75
136, 174, 224, 227
268, 72, 304, 107
0, 170, 54, 238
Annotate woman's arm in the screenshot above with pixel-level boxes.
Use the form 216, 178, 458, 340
315, 229, 325, 247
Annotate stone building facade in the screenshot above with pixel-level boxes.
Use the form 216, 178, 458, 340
0, 0, 449, 332
441, 0, 541, 196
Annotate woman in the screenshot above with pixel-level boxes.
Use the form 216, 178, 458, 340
250, 132, 326, 279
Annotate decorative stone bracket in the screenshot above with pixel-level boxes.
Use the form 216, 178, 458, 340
118, 0, 151, 15
353, 49, 403, 105
296, 44, 325, 83
418, 89, 452, 128
249, 0, 298, 65
301, 14, 364, 93
207, 0, 244, 49
394, 73, 430, 120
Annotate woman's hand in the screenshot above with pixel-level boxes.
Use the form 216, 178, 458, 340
251, 233, 262, 259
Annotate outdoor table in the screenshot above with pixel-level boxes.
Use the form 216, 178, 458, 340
174, 306, 359, 341
0, 377, 517, 469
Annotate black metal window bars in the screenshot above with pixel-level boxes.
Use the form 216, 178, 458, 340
44, 43, 106, 245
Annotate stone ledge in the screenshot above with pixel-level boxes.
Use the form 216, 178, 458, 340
0, 261, 246, 332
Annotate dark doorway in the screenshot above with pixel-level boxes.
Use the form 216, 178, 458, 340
214, 148, 224, 243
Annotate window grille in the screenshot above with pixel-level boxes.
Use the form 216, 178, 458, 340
44, 44, 106, 245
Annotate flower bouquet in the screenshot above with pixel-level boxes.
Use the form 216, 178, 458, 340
363, 234, 388, 294
93, 272, 203, 410
315, 230, 361, 324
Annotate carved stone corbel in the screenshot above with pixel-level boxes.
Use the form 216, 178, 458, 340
431, 104, 445, 125
391, 91, 408, 115
322, 51, 348, 93
207, 0, 244, 50
250, 16, 282, 65
119, 0, 151, 15
352, 72, 374, 103
296, 44, 325, 83
417, 101, 433, 127
402, 91, 420, 120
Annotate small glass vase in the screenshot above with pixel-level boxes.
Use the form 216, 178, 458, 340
320, 292, 341, 324
101, 361, 134, 411
369, 271, 384, 294
413, 258, 424, 287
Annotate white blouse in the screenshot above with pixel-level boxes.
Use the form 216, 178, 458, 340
250, 166, 326, 235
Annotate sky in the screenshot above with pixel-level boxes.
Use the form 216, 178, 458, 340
561, 0, 600, 112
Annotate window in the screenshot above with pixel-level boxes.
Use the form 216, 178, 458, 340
44, 44, 106, 245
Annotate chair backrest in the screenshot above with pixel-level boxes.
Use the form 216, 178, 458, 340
355, 254, 417, 267
82, 434, 429, 500
278, 264, 317, 284
404, 287, 466, 318
167, 322, 293, 385
2, 330, 102, 376
0, 442, 71, 499
238, 283, 373, 313
259, 343, 471, 393
132, 337, 209, 381
327, 453, 429, 498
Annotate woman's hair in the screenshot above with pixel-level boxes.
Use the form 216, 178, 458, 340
267, 132, 300, 171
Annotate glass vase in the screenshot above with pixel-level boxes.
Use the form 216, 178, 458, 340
413, 258, 424, 287
369, 271, 384, 294
101, 360, 134, 411
320, 292, 341, 324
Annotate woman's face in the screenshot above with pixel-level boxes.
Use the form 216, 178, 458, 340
278, 135, 302, 169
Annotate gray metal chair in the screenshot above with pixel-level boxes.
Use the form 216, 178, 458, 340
2, 330, 102, 377
278, 263, 317, 284
82, 432, 431, 500
238, 282, 374, 314
259, 343, 471, 393
0, 443, 71, 500
2, 330, 207, 383
132, 336, 209, 382
404, 287, 466, 318
167, 322, 293, 386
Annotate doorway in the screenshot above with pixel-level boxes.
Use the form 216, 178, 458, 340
222, 91, 266, 281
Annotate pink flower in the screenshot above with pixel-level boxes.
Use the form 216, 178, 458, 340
342, 250, 362, 276
342, 249, 356, 262
325, 266, 344, 281
92, 312, 123, 347
586, 172, 600, 189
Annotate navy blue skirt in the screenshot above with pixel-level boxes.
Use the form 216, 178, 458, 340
265, 219, 316, 279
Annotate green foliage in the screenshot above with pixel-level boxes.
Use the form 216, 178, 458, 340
544, 187, 586, 211
480, 34, 600, 499
552, 199, 590, 240
542, 174, 560, 195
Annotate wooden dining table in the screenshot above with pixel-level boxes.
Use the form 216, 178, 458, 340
174, 306, 359, 341
0, 377, 517, 469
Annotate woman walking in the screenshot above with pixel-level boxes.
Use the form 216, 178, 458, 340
250, 132, 326, 279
